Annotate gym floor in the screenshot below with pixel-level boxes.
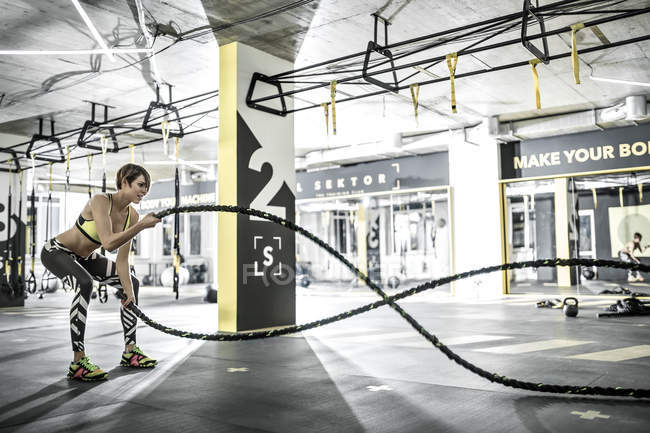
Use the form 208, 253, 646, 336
0, 286, 649, 433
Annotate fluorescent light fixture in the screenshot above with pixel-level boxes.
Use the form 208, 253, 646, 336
589, 75, 650, 88
71, 0, 115, 62
0, 48, 153, 56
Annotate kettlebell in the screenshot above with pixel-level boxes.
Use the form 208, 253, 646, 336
563, 297, 579, 317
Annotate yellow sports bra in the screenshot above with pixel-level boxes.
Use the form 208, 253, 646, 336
75, 194, 131, 245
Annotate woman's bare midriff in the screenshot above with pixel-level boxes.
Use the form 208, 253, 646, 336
55, 201, 130, 257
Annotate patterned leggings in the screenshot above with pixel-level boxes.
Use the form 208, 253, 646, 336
40, 238, 139, 352
618, 251, 641, 278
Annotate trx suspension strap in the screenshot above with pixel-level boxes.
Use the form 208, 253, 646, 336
1, 159, 14, 296
570, 23, 585, 84
26, 155, 37, 294
87, 154, 93, 199
321, 103, 329, 136
129, 144, 136, 273
529, 59, 542, 110
330, 80, 337, 135
409, 83, 420, 125
16, 170, 25, 297
639, 183, 643, 203
97, 136, 109, 303
40, 163, 55, 296
173, 137, 181, 300
445, 53, 458, 113
64, 142, 70, 229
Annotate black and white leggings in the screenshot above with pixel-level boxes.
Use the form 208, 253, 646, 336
41, 238, 139, 352
618, 251, 641, 278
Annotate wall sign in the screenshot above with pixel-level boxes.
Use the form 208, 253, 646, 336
296, 152, 449, 200
139, 179, 216, 213
500, 123, 650, 180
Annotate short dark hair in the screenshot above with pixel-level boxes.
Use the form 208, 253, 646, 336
634, 232, 642, 240
115, 164, 151, 191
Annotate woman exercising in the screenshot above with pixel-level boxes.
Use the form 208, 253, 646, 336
41, 164, 161, 381
619, 232, 649, 282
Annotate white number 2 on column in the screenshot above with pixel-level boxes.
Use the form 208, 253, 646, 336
248, 146, 286, 221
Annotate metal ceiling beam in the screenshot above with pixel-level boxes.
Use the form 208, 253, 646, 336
288, 34, 650, 114
268, 0, 600, 80
248, 6, 649, 109
247, 0, 650, 115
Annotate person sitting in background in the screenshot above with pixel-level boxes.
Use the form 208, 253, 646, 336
619, 232, 649, 282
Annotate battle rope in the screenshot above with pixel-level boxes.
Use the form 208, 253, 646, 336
124, 205, 650, 398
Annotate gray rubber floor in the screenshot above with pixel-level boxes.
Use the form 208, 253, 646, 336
0, 287, 649, 432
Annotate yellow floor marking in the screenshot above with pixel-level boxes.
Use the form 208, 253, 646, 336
567, 345, 650, 362
476, 339, 593, 354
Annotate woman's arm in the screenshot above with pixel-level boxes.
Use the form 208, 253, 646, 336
92, 196, 159, 251
116, 211, 140, 306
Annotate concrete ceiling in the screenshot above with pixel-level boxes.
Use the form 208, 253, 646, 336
0, 0, 648, 185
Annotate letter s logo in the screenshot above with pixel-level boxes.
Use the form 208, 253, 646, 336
367, 215, 380, 249
263, 246, 274, 266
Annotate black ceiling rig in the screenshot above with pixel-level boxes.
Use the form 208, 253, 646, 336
77, 101, 120, 153
246, 0, 650, 116
26, 119, 65, 163
0, 148, 20, 173
522, 0, 550, 63
142, 83, 185, 138
362, 13, 399, 93
0, 89, 219, 170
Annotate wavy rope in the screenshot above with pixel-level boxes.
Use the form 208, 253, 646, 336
122, 205, 650, 398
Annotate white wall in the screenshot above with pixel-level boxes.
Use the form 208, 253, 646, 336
449, 122, 504, 298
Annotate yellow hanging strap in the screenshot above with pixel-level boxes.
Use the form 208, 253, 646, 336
409, 83, 420, 125
529, 59, 542, 110
445, 53, 458, 113
321, 103, 329, 135
161, 120, 170, 155
570, 23, 585, 85
639, 183, 644, 202
87, 154, 93, 197
330, 80, 337, 135
100, 135, 108, 174
591, 188, 598, 209
175, 137, 180, 161
129, 143, 135, 163
619, 187, 624, 207
48, 162, 53, 193
65, 143, 70, 181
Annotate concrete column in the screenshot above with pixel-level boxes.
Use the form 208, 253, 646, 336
554, 177, 577, 287
449, 122, 504, 298
218, 42, 296, 332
